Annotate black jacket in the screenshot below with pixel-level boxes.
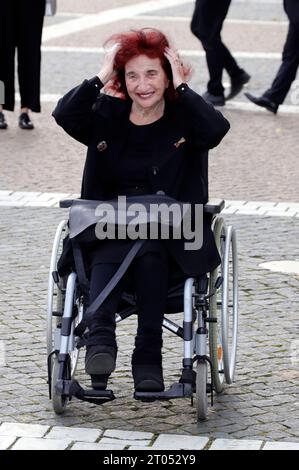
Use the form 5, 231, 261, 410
52, 78, 230, 277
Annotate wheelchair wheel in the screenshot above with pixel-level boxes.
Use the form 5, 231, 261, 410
210, 217, 238, 387
196, 360, 208, 421
47, 220, 68, 358
51, 272, 83, 414
51, 354, 71, 415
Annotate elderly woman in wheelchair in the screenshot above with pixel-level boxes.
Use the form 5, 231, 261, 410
48, 28, 238, 420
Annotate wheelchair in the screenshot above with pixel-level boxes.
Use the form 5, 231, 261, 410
47, 197, 238, 421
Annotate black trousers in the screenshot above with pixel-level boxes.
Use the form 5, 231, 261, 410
0, 0, 45, 112
263, 5, 299, 105
191, 0, 243, 95
87, 250, 170, 363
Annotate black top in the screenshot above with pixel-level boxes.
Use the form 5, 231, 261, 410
104, 116, 165, 198
89, 115, 171, 266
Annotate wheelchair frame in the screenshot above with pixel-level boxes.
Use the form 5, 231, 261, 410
47, 199, 238, 421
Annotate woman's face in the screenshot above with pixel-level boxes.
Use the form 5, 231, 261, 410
124, 54, 169, 109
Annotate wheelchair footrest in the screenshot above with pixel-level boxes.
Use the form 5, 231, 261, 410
67, 380, 116, 405
134, 382, 193, 402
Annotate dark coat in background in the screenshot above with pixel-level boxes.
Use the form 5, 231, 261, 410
52, 78, 230, 278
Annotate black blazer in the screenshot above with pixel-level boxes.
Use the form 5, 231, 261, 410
52, 78, 230, 276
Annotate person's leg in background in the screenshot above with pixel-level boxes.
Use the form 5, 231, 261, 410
264, 22, 299, 104
245, 21, 299, 113
0, 0, 16, 129
85, 262, 129, 389
191, 0, 250, 105
131, 248, 170, 392
16, 0, 45, 129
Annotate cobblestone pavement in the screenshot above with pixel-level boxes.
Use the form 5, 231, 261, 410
1, 0, 299, 450
0, 207, 298, 442
1, 422, 299, 450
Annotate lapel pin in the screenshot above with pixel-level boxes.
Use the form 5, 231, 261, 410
174, 137, 186, 148
97, 140, 108, 152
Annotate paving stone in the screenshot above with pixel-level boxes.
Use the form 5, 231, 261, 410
209, 438, 263, 450
152, 434, 209, 450
263, 441, 299, 450
11, 437, 71, 450
0, 435, 17, 450
71, 442, 126, 450
103, 429, 153, 440
99, 438, 151, 447
45, 425, 102, 442
0, 422, 49, 438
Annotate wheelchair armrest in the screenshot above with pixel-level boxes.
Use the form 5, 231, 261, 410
59, 199, 75, 208
204, 199, 225, 214
60, 198, 225, 213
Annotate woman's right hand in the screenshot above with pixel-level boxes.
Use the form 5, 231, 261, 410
97, 42, 120, 85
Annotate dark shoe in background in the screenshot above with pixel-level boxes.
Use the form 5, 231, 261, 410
132, 363, 165, 392
244, 93, 279, 114
227, 71, 251, 100
85, 344, 117, 376
19, 112, 34, 130
202, 91, 225, 106
0, 111, 8, 129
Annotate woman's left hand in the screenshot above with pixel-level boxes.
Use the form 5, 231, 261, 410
164, 47, 186, 89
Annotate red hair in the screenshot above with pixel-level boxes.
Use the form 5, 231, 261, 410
104, 28, 191, 100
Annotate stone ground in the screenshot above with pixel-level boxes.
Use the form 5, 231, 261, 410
0, 0, 299, 450
0, 207, 298, 442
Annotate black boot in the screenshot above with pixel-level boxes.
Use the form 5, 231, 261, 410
132, 328, 164, 392
90, 373, 109, 390
85, 344, 117, 375
85, 313, 117, 376
132, 363, 164, 392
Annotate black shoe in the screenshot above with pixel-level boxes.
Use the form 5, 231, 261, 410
0, 111, 8, 129
90, 374, 109, 390
244, 93, 278, 114
227, 71, 251, 100
85, 344, 117, 375
132, 363, 164, 392
202, 91, 225, 106
19, 112, 34, 130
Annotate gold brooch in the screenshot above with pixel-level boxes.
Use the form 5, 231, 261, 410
97, 140, 108, 152
174, 137, 186, 148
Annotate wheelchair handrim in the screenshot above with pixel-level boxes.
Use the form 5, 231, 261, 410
47, 220, 68, 357
221, 224, 238, 384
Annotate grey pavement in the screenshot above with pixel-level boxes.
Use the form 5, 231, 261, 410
0, 207, 298, 442
1, 0, 299, 451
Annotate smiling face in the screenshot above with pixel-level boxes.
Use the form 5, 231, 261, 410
124, 54, 169, 110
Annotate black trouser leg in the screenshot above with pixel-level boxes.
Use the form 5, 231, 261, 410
16, 0, 45, 111
0, 0, 16, 111
132, 249, 169, 365
191, 0, 243, 95
263, 21, 299, 105
87, 263, 128, 348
